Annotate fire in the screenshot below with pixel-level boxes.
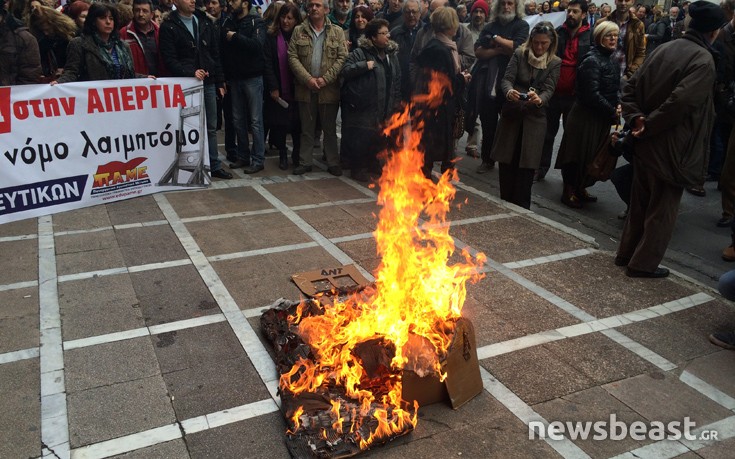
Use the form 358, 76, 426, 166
280, 72, 487, 450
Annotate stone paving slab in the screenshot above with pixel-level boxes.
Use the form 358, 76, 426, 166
0, 287, 39, 353
0, 359, 40, 459
2, 167, 735, 459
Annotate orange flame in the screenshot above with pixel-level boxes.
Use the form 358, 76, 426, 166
281, 71, 486, 449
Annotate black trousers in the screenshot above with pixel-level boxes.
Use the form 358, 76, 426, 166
498, 130, 535, 209
539, 94, 574, 175
479, 95, 501, 163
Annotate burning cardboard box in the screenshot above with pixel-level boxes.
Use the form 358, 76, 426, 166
260, 72, 487, 458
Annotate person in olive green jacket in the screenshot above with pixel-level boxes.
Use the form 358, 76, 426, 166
287, 0, 347, 176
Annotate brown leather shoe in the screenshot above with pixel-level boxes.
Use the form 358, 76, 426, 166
723, 245, 735, 262
561, 187, 583, 209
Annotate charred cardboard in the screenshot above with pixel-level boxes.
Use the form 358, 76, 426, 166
291, 265, 371, 297
401, 317, 483, 409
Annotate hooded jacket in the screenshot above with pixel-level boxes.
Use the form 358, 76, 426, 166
0, 13, 41, 85
339, 36, 401, 129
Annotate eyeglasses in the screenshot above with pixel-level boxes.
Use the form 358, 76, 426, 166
405, 9, 420, 15
603, 33, 619, 39
307, 3, 323, 8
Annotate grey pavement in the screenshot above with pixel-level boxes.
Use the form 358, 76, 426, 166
1, 132, 735, 459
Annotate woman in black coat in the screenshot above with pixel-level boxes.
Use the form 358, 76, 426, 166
555, 21, 621, 208
263, 2, 303, 170
414, 7, 470, 179
340, 18, 401, 182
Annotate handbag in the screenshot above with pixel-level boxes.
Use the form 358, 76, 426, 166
586, 125, 620, 182
452, 108, 465, 139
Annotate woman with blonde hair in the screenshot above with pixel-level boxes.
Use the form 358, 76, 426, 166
489, 21, 561, 209
555, 20, 621, 208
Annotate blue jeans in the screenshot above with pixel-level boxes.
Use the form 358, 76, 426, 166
229, 77, 265, 167
203, 83, 222, 172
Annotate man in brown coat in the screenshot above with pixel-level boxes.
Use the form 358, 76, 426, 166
0, 0, 41, 86
615, 1, 726, 278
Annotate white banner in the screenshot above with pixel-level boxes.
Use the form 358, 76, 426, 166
0, 77, 210, 225
526, 11, 567, 29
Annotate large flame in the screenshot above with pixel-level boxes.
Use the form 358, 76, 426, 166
281, 72, 487, 449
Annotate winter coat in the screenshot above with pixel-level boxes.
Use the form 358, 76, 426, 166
390, 22, 420, 100
263, 31, 298, 128
57, 34, 136, 82
159, 10, 224, 87
490, 47, 561, 169
414, 38, 465, 165
574, 46, 620, 120
0, 15, 41, 85
339, 37, 401, 130
287, 19, 347, 104
219, 9, 266, 80
119, 21, 167, 76
554, 45, 620, 173
645, 18, 667, 54
596, 15, 645, 78
621, 32, 716, 187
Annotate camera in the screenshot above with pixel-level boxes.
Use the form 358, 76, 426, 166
518, 93, 529, 101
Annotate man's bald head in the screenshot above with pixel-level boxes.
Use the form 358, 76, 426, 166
429, 0, 448, 13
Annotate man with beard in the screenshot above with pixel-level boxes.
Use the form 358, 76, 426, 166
597, 0, 645, 81
220, 0, 267, 174
473, 0, 529, 173
377, 0, 406, 30
616, 1, 725, 278
537, 0, 590, 181
328, 0, 352, 29
391, 0, 422, 101
120, 0, 166, 77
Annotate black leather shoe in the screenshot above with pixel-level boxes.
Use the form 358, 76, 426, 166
327, 165, 343, 176
293, 165, 313, 175
614, 256, 629, 267
243, 165, 264, 174
626, 267, 670, 278
717, 217, 733, 228
211, 169, 233, 180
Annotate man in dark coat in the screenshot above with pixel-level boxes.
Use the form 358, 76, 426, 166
472, 0, 529, 173
160, 0, 231, 179
538, 0, 591, 181
615, 1, 726, 278
390, 0, 422, 102
219, 0, 267, 174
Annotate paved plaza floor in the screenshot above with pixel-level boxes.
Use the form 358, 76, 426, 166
2, 151, 735, 459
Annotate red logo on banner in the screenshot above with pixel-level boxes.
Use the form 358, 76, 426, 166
0, 88, 11, 134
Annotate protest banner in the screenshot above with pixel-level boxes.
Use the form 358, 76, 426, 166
0, 77, 209, 225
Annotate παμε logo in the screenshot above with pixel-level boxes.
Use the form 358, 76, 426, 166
90, 157, 151, 196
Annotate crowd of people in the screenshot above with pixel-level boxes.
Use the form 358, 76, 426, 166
1, 0, 733, 283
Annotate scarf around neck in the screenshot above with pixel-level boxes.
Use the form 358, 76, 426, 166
436, 33, 460, 74
92, 32, 135, 79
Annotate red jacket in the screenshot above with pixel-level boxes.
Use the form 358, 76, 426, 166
119, 21, 168, 76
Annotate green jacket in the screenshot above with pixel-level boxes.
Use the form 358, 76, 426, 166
287, 19, 347, 104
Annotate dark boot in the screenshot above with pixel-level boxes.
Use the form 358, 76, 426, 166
561, 185, 583, 209
279, 150, 288, 170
